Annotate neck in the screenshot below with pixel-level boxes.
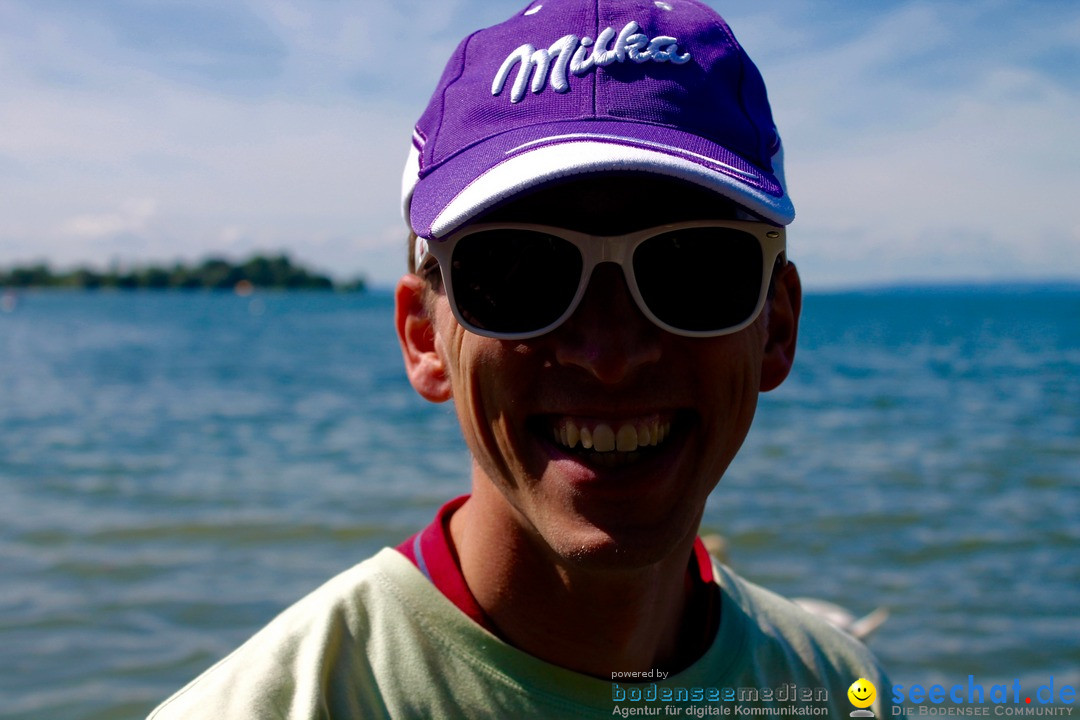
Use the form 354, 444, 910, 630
450, 481, 703, 679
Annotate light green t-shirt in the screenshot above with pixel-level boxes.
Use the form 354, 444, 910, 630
149, 548, 892, 719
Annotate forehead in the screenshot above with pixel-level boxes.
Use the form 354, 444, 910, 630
474, 174, 742, 234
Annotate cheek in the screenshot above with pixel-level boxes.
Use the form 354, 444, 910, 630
706, 375, 759, 469
693, 334, 765, 463
443, 335, 535, 483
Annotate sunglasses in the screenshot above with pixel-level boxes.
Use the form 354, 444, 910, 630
415, 220, 786, 340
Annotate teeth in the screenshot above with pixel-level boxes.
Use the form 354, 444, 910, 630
565, 422, 580, 449
592, 424, 616, 452
552, 418, 673, 454
616, 424, 638, 452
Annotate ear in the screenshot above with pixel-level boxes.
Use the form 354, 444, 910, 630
395, 274, 452, 403
759, 261, 802, 392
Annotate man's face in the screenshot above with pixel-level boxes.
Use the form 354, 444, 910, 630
401, 176, 800, 570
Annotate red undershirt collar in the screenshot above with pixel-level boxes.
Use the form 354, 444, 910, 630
396, 495, 720, 651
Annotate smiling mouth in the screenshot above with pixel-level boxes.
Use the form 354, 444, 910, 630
544, 414, 676, 467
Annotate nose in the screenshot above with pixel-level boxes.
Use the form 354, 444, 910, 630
551, 263, 662, 384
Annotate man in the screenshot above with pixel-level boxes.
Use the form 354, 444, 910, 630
149, 0, 891, 717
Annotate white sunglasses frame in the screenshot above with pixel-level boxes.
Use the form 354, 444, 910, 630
415, 220, 786, 340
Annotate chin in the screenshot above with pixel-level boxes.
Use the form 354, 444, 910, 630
539, 512, 699, 573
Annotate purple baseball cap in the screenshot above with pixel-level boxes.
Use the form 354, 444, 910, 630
401, 0, 793, 241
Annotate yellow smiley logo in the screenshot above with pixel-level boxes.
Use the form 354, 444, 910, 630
848, 678, 876, 709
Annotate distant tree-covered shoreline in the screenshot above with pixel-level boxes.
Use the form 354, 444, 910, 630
0, 255, 365, 292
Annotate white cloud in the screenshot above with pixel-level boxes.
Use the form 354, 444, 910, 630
59, 199, 159, 240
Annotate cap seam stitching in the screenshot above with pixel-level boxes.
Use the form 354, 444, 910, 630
714, 19, 765, 163
430, 29, 485, 170
591, 0, 600, 117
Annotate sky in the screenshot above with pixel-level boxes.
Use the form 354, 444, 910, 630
1, 0, 1077, 290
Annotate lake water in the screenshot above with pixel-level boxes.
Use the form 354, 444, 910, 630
1, 288, 1077, 718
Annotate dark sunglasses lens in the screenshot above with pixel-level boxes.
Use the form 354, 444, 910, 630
633, 228, 764, 332
451, 230, 583, 334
